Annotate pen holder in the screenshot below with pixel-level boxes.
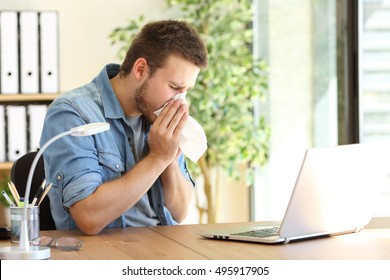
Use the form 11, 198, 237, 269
10, 206, 40, 243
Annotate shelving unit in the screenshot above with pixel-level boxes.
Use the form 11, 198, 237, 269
0, 94, 58, 105
0, 93, 59, 177
0, 162, 13, 173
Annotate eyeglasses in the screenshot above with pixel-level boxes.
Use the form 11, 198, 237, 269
32, 236, 84, 251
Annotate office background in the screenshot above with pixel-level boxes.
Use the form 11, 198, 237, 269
0, 0, 250, 225
1, 0, 389, 225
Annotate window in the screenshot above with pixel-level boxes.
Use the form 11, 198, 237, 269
253, 0, 390, 220
253, 0, 339, 220
360, 0, 390, 216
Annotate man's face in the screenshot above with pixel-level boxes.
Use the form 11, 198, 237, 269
134, 55, 200, 123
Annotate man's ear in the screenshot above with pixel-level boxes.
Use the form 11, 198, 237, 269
133, 58, 149, 81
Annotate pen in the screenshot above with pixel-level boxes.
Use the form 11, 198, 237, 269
31, 179, 46, 206
9, 181, 20, 202
18, 197, 25, 207
1, 190, 16, 207
38, 183, 52, 206
7, 182, 20, 206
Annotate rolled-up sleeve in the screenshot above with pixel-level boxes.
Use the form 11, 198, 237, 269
40, 95, 107, 210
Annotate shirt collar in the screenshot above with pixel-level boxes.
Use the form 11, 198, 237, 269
94, 64, 124, 120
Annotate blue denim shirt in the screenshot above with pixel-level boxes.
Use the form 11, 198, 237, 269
40, 64, 194, 230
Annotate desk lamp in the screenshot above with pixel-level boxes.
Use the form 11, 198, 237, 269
0, 122, 110, 259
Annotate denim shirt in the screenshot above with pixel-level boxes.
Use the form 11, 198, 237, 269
40, 64, 194, 230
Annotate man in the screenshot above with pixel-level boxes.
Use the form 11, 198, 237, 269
40, 20, 208, 235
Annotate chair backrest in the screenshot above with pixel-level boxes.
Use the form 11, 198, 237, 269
11, 151, 56, 230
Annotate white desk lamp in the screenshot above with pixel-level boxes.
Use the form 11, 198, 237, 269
0, 122, 110, 259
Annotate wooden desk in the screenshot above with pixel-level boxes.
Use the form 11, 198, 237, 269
39, 226, 207, 260
1, 217, 390, 260
151, 217, 390, 260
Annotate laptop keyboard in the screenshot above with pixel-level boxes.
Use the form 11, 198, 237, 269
231, 226, 280, 238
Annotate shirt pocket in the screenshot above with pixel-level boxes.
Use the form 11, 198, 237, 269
97, 152, 125, 180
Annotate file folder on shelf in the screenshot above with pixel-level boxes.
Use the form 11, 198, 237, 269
0, 11, 19, 94
19, 11, 39, 94
39, 11, 59, 93
28, 104, 47, 152
0, 106, 5, 162
6, 105, 27, 162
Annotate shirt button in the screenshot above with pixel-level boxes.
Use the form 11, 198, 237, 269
57, 175, 61, 180
115, 164, 119, 169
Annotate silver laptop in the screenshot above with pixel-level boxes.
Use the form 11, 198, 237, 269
200, 143, 390, 244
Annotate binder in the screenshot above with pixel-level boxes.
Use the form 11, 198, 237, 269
0, 106, 5, 162
27, 104, 47, 152
19, 11, 39, 94
39, 11, 59, 93
6, 105, 27, 161
0, 11, 19, 94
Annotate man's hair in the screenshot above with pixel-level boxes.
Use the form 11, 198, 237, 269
120, 20, 208, 77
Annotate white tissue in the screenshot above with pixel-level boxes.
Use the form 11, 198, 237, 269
154, 93, 207, 162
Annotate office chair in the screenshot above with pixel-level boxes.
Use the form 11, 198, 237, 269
10, 151, 56, 230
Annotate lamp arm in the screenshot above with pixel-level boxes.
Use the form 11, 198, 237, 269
19, 129, 74, 250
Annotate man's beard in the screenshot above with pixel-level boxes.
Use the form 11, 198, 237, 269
134, 80, 153, 123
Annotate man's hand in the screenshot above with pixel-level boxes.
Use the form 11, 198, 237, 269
148, 99, 189, 165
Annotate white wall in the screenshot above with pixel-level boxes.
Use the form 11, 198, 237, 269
0, 0, 172, 91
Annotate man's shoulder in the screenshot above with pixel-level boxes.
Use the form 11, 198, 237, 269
52, 83, 99, 106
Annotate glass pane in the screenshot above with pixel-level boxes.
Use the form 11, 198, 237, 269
360, 0, 390, 216
253, 0, 338, 220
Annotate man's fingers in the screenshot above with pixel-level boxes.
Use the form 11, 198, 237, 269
158, 99, 187, 132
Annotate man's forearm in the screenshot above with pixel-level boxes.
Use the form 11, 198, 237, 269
70, 154, 170, 235
160, 161, 194, 223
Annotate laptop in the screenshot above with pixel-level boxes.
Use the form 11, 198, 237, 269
200, 143, 390, 244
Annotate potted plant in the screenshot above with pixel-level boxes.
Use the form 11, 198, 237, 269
109, 0, 270, 223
